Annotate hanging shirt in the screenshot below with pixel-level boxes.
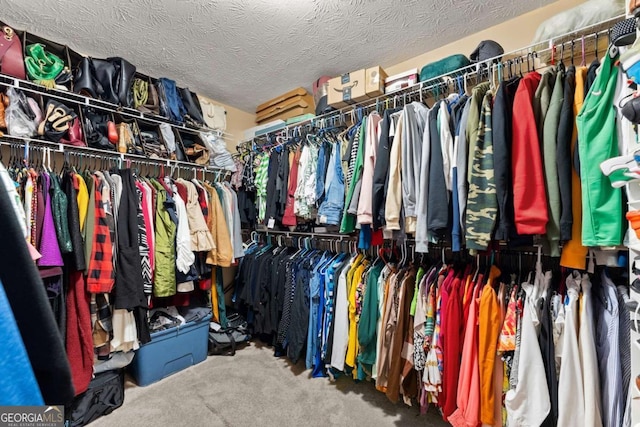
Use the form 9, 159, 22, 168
171, 182, 195, 274
595, 271, 623, 427
579, 273, 603, 427
254, 152, 270, 223
505, 273, 551, 426
556, 271, 584, 426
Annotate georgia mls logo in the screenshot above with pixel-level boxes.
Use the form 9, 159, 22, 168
0, 406, 64, 427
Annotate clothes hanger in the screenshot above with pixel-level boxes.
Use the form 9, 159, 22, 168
571, 40, 575, 66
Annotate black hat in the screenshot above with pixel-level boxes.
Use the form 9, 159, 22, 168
470, 40, 504, 63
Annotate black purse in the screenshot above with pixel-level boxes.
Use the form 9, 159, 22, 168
73, 57, 135, 106
82, 107, 112, 150
179, 87, 205, 126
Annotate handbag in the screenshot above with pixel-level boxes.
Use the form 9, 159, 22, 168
178, 87, 205, 125
198, 95, 227, 130
0, 93, 9, 129
132, 78, 148, 109
116, 122, 144, 155
73, 57, 102, 98
157, 78, 186, 122
4, 87, 38, 137
107, 57, 136, 107
38, 100, 76, 142
60, 118, 86, 147
137, 79, 160, 115
0, 26, 26, 79
82, 107, 112, 150
24, 43, 65, 86
140, 130, 169, 159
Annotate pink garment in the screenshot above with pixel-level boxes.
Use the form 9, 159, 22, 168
356, 111, 382, 224
448, 283, 482, 427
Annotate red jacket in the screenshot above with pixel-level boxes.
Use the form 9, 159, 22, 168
512, 72, 549, 235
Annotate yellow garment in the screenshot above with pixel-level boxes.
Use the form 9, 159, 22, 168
560, 66, 589, 269
346, 261, 368, 370
75, 173, 89, 232
346, 254, 364, 292
211, 268, 220, 322
205, 183, 233, 267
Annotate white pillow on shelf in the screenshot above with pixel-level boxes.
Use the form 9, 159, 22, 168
532, 0, 625, 44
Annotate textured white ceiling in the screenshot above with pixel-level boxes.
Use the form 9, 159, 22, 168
4, 0, 552, 113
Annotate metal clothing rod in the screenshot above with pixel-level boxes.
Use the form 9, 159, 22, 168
261, 229, 353, 240
0, 136, 229, 174
245, 14, 624, 145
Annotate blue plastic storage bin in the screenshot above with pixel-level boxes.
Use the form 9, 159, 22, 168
129, 315, 211, 386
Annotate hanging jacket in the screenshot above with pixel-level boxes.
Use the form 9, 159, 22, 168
372, 108, 401, 230
560, 67, 589, 270
401, 103, 428, 233
86, 175, 115, 293
557, 66, 576, 242
357, 112, 382, 225
416, 107, 433, 253
466, 92, 497, 251
492, 77, 519, 241
385, 114, 405, 231
205, 183, 233, 267
427, 102, 448, 237
151, 180, 177, 297
577, 49, 622, 246
282, 148, 301, 226
341, 119, 366, 233
512, 71, 549, 235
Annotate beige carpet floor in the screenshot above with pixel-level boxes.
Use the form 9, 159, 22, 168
91, 342, 448, 427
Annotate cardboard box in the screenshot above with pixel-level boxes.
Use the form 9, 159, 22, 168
255, 87, 314, 124
385, 68, 419, 93
327, 69, 367, 108
365, 66, 387, 98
